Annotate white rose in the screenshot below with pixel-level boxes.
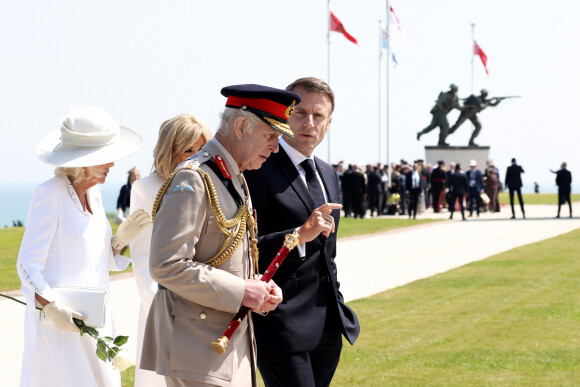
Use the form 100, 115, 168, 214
112, 348, 134, 371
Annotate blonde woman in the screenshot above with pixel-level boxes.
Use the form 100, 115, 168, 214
129, 113, 211, 386
17, 106, 150, 386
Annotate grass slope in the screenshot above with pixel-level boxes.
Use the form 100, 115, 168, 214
334, 228, 580, 385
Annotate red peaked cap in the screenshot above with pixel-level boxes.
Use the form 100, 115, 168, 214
221, 84, 301, 137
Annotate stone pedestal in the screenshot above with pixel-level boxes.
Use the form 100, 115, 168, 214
425, 146, 490, 170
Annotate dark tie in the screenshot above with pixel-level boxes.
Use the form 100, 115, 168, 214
300, 159, 326, 208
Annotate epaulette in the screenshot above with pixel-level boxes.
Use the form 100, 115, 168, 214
152, 158, 203, 222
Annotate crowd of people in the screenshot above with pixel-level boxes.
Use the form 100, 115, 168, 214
335, 157, 572, 221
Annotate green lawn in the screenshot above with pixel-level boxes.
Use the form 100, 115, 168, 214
332, 228, 580, 385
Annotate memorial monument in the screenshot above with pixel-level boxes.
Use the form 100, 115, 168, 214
417, 85, 518, 169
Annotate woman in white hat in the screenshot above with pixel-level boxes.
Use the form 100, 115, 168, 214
129, 113, 211, 387
17, 106, 151, 387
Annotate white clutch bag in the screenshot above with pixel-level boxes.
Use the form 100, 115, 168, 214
39, 286, 107, 328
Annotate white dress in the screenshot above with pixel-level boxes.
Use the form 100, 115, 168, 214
17, 176, 130, 387
129, 173, 166, 386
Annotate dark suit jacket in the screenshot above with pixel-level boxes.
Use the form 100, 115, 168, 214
350, 170, 367, 195
449, 171, 468, 195
505, 164, 524, 189
366, 170, 383, 195
556, 169, 572, 193
405, 170, 425, 191
244, 148, 360, 353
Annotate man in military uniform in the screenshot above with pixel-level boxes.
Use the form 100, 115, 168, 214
449, 89, 501, 146
430, 160, 447, 213
141, 84, 301, 387
417, 84, 460, 146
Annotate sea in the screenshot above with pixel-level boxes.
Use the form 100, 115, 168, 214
0, 182, 122, 228
1, 180, 574, 228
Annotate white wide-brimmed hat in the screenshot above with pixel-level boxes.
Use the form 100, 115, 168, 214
469, 159, 477, 167
36, 106, 143, 167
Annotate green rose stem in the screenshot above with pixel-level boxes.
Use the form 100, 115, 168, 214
1, 293, 129, 366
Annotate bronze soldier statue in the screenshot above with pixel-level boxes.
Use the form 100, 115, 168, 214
417, 84, 460, 146
449, 89, 507, 147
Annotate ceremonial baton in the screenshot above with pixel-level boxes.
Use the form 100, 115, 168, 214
211, 230, 300, 354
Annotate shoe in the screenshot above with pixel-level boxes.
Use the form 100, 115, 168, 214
449, 214, 453, 219
510, 215, 516, 219
462, 216, 466, 221
523, 213, 526, 219
468, 213, 473, 217
556, 215, 560, 218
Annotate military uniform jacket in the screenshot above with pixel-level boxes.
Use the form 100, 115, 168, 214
431, 167, 447, 188
141, 138, 257, 386
244, 147, 360, 353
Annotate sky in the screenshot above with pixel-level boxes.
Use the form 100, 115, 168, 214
1, 0, 579, 194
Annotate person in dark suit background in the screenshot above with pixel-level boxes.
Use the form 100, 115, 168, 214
244, 77, 360, 387
366, 164, 383, 217
448, 163, 468, 220
397, 164, 410, 216
340, 164, 354, 217
505, 157, 526, 219
465, 159, 485, 217
552, 162, 572, 218
405, 162, 423, 219
350, 165, 367, 218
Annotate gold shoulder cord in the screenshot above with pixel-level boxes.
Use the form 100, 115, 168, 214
197, 168, 259, 273
151, 167, 259, 273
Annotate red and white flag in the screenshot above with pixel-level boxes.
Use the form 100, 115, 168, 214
389, 6, 403, 32
474, 40, 489, 75
388, 5, 413, 50
330, 12, 358, 45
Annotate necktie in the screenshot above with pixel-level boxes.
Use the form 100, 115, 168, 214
300, 159, 326, 208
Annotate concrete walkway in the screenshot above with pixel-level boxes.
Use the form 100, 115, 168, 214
1, 203, 579, 386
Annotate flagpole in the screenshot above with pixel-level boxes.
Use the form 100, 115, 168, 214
378, 17, 382, 162
385, 0, 390, 166
327, 0, 331, 163
471, 23, 475, 94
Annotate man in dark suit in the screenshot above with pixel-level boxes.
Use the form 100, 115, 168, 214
405, 162, 423, 219
340, 164, 354, 217
505, 157, 526, 219
245, 77, 360, 387
366, 164, 383, 217
554, 162, 572, 218
448, 163, 468, 220
465, 159, 485, 217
